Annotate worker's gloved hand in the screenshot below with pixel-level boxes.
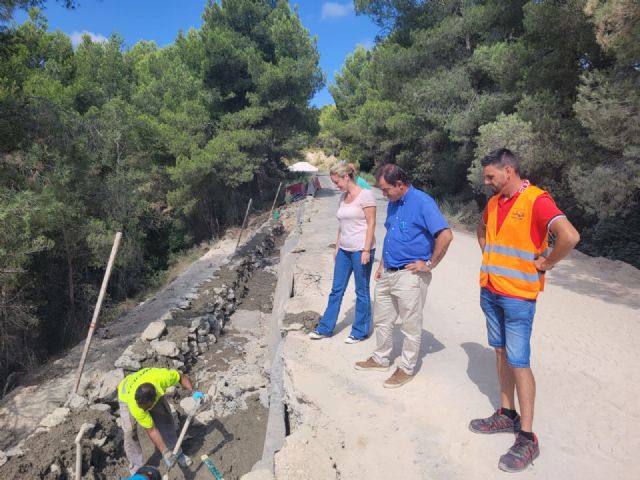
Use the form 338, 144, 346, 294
162, 449, 177, 467
192, 391, 205, 402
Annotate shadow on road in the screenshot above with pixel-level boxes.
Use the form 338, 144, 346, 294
546, 259, 640, 310
460, 342, 500, 409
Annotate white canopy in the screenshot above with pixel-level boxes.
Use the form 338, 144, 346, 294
288, 161, 319, 172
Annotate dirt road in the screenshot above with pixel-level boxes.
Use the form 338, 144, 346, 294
276, 175, 640, 480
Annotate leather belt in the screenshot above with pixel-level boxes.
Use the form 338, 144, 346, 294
385, 265, 407, 272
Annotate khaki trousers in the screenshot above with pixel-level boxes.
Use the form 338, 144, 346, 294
372, 269, 431, 375
119, 397, 179, 475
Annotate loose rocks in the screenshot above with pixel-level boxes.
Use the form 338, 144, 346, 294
114, 354, 141, 371
123, 343, 148, 362
39, 408, 70, 428
141, 320, 166, 341
89, 404, 112, 413
189, 316, 210, 334
150, 340, 179, 357
179, 396, 197, 412
87, 368, 124, 402
67, 393, 88, 410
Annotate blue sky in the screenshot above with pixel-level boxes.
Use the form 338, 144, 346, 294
13, 0, 381, 107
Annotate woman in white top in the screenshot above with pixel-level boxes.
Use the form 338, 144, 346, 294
309, 163, 376, 343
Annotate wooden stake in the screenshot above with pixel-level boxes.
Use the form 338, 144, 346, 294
270, 181, 283, 215
235, 198, 253, 251
72, 232, 122, 394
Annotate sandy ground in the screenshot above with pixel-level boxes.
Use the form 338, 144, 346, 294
275, 175, 640, 480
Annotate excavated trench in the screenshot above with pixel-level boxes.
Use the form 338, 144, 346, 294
0, 216, 293, 480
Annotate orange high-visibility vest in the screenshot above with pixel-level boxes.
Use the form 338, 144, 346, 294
480, 185, 551, 300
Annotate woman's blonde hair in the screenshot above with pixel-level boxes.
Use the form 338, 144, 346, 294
330, 162, 356, 180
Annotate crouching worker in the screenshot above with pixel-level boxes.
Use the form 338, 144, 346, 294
117, 367, 205, 475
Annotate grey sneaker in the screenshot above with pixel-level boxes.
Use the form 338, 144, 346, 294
498, 433, 539, 472
469, 409, 521, 434
177, 453, 193, 467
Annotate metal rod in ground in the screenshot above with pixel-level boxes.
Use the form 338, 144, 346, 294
270, 181, 283, 214
74, 422, 94, 480
235, 197, 253, 251
72, 232, 122, 394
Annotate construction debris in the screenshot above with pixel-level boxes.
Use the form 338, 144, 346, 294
40, 408, 71, 428
0, 220, 286, 479
141, 321, 166, 341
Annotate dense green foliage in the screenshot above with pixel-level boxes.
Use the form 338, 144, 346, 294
0, 0, 76, 22
0, 1, 321, 386
324, 0, 639, 266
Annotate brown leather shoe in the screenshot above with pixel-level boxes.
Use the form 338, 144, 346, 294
354, 356, 389, 371
383, 367, 414, 388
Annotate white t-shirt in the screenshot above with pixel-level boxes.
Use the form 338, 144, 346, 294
336, 189, 376, 252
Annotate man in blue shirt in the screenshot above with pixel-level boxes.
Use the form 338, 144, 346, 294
355, 164, 453, 388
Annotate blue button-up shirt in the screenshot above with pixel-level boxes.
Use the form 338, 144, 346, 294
383, 186, 449, 268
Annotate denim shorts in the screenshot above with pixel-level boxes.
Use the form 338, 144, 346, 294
480, 287, 536, 368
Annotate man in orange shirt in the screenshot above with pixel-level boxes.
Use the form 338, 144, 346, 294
469, 149, 580, 472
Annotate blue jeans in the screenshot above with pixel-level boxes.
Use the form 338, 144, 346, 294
480, 288, 536, 368
316, 248, 375, 339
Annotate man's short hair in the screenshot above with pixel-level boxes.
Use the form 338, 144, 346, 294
135, 383, 156, 408
135, 466, 161, 480
375, 163, 410, 185
480, 148, 521, 175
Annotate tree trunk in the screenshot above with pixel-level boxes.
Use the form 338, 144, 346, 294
67, 256, 75, 309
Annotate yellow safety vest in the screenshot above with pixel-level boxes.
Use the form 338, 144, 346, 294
480, 185, 550, 300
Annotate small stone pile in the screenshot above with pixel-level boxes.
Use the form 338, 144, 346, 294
113, 284, 234, 374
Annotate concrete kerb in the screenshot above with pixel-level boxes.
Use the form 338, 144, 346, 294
249, 202, 305, 477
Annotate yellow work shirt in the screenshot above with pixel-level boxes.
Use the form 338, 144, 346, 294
117, 368, 180, 429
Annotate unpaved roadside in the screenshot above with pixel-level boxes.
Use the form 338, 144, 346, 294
275, 175, 640, 480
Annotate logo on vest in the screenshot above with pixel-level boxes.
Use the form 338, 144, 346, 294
510, 208, 526, 221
